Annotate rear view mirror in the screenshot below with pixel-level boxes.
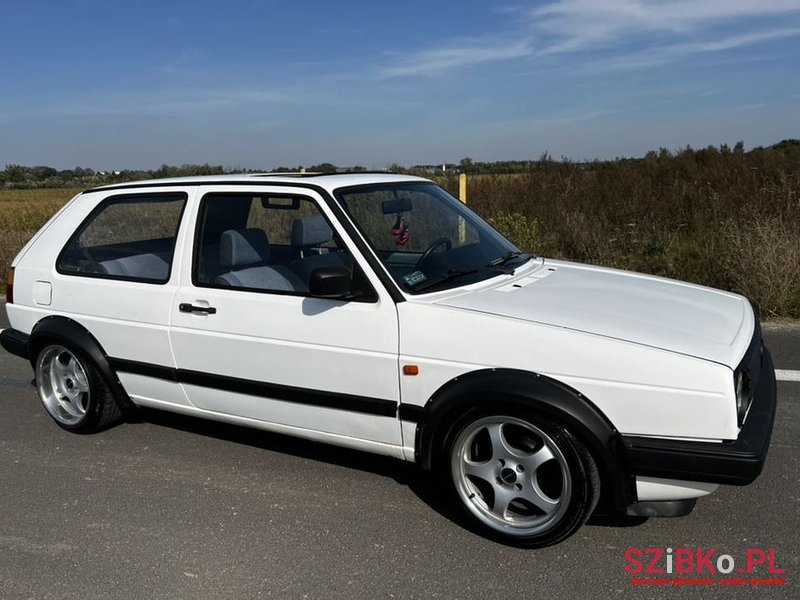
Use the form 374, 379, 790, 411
382, 197, 412, 215
261, 196, 301, 210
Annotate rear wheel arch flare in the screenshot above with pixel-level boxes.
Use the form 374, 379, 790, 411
28, 315, 132, 410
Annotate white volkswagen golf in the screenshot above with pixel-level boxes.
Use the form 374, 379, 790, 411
1, 173, 777, 547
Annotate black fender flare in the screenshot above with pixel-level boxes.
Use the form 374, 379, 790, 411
407, 368, 635, 512
28, 315, 133, 409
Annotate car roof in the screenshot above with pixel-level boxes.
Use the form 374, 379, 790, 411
84, 172, 431, 194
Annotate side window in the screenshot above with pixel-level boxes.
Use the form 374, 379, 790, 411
57, 193, 187, 284
194, 193, 375, 300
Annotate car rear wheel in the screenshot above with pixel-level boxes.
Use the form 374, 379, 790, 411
35, 344, 123, 433
445, 410, 599, 547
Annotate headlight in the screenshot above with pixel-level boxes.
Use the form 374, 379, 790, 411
735, 372, 749, 425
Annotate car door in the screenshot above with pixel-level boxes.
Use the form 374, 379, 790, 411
169, 185, 402, 447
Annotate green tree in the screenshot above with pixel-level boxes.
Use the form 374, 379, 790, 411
309, 162, 338, 173
3, 164, 25, 183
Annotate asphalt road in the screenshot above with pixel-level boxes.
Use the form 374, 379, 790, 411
1, 305, 798, 600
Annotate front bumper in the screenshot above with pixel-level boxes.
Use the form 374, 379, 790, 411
623, 347, 777, 487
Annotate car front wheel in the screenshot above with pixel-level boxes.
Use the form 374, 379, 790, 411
445, 410, 600, 547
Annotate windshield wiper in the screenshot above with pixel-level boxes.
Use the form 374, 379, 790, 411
412, 268, 479, 292
487, 251, 531, 273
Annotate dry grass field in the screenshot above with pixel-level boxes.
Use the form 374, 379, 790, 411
0, 188, 81, 285
2, 148, 799, 318
436, 150, 800, 318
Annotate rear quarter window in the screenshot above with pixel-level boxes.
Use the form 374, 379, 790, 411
56, 192, 187, 284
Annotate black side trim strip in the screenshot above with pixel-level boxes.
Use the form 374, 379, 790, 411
397, 403, 426, 423
108, 358, 178, 381
180, 369, 397, 416
109, 357, 397, 417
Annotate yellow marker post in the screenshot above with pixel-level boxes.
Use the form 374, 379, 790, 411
458, 173, 467, 244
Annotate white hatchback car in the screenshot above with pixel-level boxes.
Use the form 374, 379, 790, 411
1, 173, 776, 547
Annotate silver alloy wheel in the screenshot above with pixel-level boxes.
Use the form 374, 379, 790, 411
36, 345, 91, 426
451, 415, 572, 536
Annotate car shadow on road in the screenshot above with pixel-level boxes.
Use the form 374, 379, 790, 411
134, 407, 648, 540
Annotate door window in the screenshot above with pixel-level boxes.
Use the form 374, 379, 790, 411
194, 192, 375, 300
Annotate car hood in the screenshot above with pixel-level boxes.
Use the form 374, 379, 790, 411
434, 259, 754, 368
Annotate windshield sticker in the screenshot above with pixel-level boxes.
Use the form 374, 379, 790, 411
403, 271, 427, 286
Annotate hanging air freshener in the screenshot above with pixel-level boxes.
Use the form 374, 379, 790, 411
390, 214, 410, 246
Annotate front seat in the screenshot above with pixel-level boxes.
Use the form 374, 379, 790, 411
289, 215, 350, 284
215, 228, 307, 293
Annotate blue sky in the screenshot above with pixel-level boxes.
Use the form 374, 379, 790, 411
2, 0, 799, 170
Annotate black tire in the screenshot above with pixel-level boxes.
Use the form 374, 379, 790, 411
34, 343, 124, 433
439, 406, 600, 547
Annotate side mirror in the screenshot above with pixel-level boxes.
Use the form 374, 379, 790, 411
309, 266, 352, 299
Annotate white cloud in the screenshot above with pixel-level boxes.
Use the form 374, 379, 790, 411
63, 89, 293, 117
376, 40, 532, 79
527, 0, 800, 53
374, 1, 800, 79
587, 27, 800, 70
1, 87, 334, 121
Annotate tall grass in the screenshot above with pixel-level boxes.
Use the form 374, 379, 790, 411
1, 147, 798, 318
0, 189, 80, 286
436, 148, 800, 317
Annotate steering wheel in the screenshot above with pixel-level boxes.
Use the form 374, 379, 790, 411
416, 237, 452, 269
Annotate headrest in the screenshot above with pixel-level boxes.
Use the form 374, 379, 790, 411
220, 228, 270, 268
291, 215, 333, 248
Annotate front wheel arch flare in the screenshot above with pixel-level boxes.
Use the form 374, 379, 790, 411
416, 368, 634, 512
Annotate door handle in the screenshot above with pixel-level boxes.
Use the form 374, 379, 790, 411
179, 303, 217, 315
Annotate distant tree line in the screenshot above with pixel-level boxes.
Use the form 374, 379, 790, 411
0, 162, 367, 189
409, 139, 800, 175
2, 140, 799, 189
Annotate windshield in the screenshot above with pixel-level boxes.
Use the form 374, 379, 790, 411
336, 182, 532, 294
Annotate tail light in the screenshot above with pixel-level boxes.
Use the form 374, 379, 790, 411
6, 268, 13, 304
